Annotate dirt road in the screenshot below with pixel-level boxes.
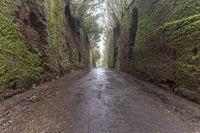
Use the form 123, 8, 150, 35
0, 68, 200, 133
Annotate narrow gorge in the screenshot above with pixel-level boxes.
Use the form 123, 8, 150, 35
0, 0, 200, 133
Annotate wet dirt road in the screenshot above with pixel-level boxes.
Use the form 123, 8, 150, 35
0, 68, 200, 133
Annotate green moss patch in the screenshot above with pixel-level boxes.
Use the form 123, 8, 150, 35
0, 0, 43, 88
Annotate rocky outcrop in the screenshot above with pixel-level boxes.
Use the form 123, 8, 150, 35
106, 0, 200, 103
19, 0, 49, 71
0, 0, 90, 99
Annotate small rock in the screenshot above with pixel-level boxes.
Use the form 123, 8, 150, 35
30, 95, 38, 102
32, 84, 37, 89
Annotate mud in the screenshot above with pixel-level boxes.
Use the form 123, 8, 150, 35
0, 68, 199, 133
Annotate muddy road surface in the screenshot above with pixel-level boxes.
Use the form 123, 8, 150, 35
0, 68, 200, 133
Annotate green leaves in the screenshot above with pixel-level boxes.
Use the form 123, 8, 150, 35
70, 0, 102, 43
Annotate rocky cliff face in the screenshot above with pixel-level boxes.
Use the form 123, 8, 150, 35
106, 0, 200, 103
0, 0, 90, 99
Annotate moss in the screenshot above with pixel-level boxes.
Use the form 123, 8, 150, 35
69, 47, 79, 65
157, 14, 200, 90
135, 60, 145, 73
0, 0, 90, 99
48, 0, 70, 74
134, 0, 200, 50
0, 0, 43, 87
48, 0, 86, 73
108, 0, 200, 101
121, 9, 132, 29
132, 0, 200, 98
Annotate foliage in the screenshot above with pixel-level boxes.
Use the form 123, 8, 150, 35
70, 0, 102, 44
69, 0, 102, 67
0, 0, 43, 87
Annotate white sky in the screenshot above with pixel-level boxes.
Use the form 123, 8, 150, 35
95, 0, 107, 66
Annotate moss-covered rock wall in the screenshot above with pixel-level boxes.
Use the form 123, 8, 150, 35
106, 0, 200, 103
0, 0, 90, 99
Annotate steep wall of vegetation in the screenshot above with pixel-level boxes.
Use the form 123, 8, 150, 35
0, 0, 97, 99
105, 0, 200, 103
